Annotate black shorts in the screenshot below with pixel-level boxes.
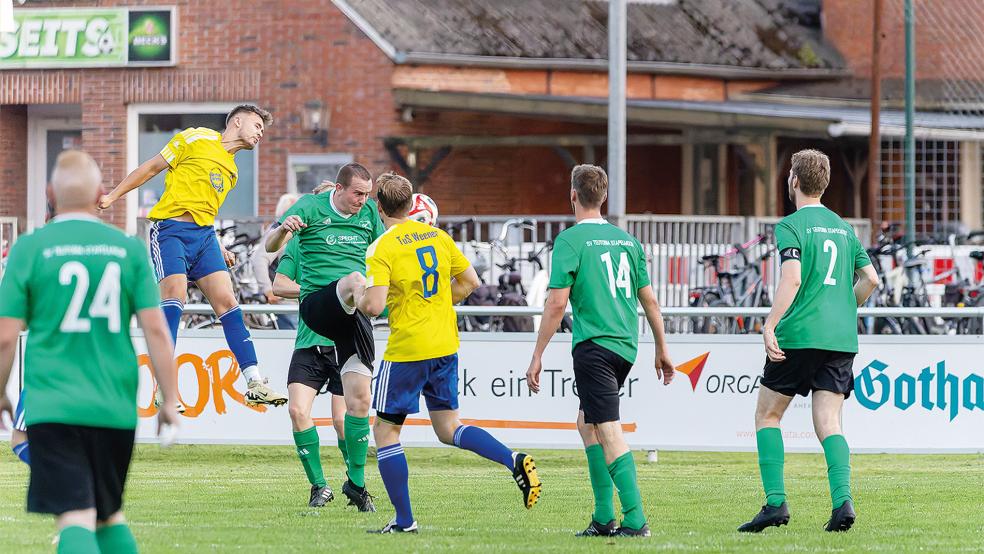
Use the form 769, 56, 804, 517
762, 348, 856, 398
573, 341, 633, 424
26, 423, 135, 520
300, 279, 375, 374
288, 345, 343, 396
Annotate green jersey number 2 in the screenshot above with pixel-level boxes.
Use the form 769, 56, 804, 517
59, 261, 122, 333
600, 251, 632, 298
822, 240, 838, 286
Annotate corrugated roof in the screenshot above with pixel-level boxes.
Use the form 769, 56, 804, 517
334, 0, 845, 74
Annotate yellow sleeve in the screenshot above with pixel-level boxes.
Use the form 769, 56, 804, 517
159, 129, 192, 167
365, 239, 391, 288
446, 232, 471, 276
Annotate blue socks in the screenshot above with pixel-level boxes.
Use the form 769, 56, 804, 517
377, 443, 414, 527
453, 425, 514, 469
12, 442, 29, 465
218, 306, 258, 375
160, 299, 183, 345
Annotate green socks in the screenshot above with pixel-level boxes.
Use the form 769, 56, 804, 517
58, 526, 99, 554
608, 452, 646, 530
96, 523, 138, 554
293, 426, 326, 488
757, 427, 786, 507
822, 434, 852, 509
585, 444, 615, 524
338, 437, 349, 467
344, 414, 370, 488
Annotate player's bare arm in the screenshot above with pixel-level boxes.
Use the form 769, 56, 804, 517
0, 317, 24, 428
450, 266, 481, 304
136, 308, 181, 431
638, 285, 674, 385
763, 259, 802, 362
357, 285, 388, 317
854, 264, 880, 306
272, 273, 301, 300
98, 154, 169, 210
265, 215, 305, 253
526, 287, 571, 393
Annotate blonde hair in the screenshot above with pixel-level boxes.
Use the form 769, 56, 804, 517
274, 193, 299, 218
51, 150, 102, 210
375, 172, 414, 217
790, 149, 831, 197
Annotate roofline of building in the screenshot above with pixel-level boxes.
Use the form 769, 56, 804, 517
333, 0, 850, 81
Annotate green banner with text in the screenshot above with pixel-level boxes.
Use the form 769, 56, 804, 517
0, 7, 175, 69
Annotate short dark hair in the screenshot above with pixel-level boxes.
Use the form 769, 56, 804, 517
226, 104, 273, 127
335, 162, 372, 188
375, 172, 414, 217
571, 164, 608, 208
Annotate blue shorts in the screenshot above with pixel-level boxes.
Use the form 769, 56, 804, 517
148, 220, 227, 282
372, 354, 459, 415
13, 389, 25, 432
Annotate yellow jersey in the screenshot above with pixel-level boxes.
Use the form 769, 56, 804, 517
366, 220, 471, 362
148, 127, 238, 226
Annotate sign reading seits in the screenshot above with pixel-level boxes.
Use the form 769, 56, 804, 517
0, 7, 175, 68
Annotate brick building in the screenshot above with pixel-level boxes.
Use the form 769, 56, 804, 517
0, 0, 982, 236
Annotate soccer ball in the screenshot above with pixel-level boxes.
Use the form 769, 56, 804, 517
408, 193, 439, 226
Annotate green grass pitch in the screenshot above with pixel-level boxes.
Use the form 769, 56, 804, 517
1, 445, 982, 552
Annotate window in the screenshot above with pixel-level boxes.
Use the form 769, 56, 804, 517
287, 154, 353, 194
135, 112, 257, 219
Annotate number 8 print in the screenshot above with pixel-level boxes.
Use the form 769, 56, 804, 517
416, 245, 439, 298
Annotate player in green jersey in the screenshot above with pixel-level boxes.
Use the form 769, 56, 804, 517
265, 163, 385, 512
738, 149, 880, 534
273, 185, 350, 508
0, 150, 180, 554
526, 164, 675, 538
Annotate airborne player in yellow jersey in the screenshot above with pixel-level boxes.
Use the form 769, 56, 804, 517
357, 173, 542, 534
98, 105, 286, 407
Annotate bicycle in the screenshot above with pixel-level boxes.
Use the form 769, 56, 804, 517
688, 233, 773, 334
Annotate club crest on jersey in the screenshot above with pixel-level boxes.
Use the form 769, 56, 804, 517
360, 220, 372, 229
209, 168, 225, 193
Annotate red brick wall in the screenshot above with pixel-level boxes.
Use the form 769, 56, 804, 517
0, 0, 686, 227
0, 0, 398, 227
0, 105, 27, 231
823, 0, 984, 80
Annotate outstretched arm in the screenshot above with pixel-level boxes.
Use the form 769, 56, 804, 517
98, 154, 169, 210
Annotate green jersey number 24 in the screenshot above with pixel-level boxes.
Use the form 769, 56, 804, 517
59, 261, 122, 333
600, 251, 632, 298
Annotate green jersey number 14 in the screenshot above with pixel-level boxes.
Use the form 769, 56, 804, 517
59, 261, 123, 334
600, 251, 632, 298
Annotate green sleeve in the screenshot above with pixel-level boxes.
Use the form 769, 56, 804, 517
634, 239, 651, 289
0, 237, 33, 320
279, 195, 311, 230
853, 234, 872, 269
548, 237, 578, 289
276, 238, 299, 280
130, 239, 161, 311
774, 221, 800, 252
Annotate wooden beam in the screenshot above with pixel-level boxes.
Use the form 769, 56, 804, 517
384, 132, 761, 150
